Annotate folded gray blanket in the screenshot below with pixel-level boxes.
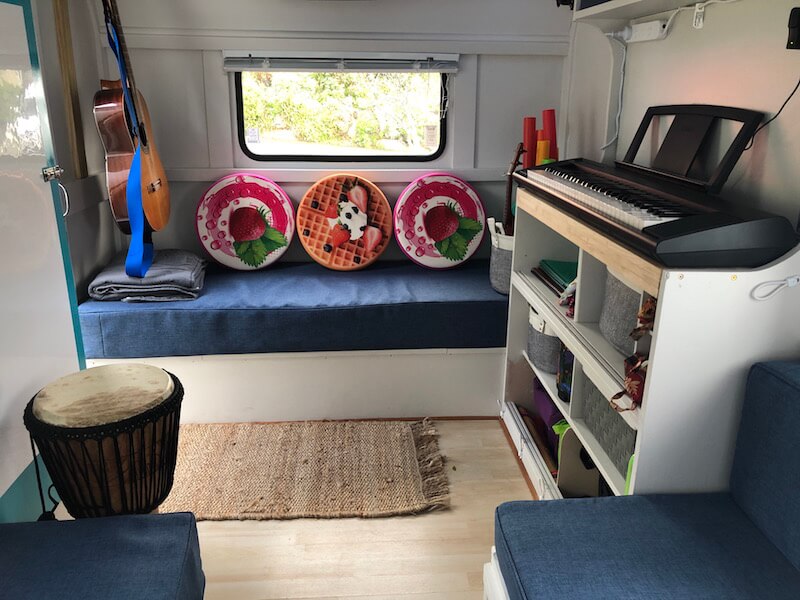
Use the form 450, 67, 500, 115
88, 249, 206, 302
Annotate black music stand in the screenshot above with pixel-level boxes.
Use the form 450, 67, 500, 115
618, 105, 763, 195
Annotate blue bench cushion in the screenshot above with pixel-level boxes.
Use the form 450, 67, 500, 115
79, 261, 508, 358
495, 495, 800, 600
731, 361, 800, 570
0, 512, 204, 600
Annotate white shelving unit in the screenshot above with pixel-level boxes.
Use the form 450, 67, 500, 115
501, 185, 800, 499
573, 0, 698, 31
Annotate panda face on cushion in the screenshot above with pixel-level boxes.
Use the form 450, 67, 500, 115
328, 200, 368, 241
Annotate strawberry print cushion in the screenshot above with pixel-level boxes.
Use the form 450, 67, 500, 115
394, 173, 486, 269
196, 174, 295, 270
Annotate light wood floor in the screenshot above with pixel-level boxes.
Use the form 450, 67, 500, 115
197, 419, 532, 600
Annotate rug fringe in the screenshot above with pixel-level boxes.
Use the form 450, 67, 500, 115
410, 419, 451, 512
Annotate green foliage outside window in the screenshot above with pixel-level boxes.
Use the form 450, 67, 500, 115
241, 71, 442, 156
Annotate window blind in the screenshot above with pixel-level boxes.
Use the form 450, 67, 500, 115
223, 53, 459, 74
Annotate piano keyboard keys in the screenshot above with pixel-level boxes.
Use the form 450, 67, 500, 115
524, 168, 691, 231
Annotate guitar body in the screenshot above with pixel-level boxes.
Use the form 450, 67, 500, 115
137, 98, 170, 231
94, 83, 133, 234
93, 80, 170, 233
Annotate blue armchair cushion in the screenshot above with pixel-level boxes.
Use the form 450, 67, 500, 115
495, 495, 800, 600
731, 361, 800, 570
78, 261, 508, 358
0, 512, 204, 600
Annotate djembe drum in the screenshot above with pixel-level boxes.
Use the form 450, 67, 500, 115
23, 364, 183, 518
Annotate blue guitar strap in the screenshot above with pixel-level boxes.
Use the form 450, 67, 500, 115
106, 18, 153, 277
124, 146, 153, 277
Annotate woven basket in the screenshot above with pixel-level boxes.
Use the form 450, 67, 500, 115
527, 308, 560, 374
488, 218, 513, 295
581, 377, 636, 477
599, 271, 641, 356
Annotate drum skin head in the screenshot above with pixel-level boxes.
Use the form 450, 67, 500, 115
33, 364, 174, 428
296, 173, 391, 271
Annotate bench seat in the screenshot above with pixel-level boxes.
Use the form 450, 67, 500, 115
0, 512, 204, 599
79, 260, 508, 359
494, 495, 800, 600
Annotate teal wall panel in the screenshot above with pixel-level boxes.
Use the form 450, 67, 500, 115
0, 457, 55, 524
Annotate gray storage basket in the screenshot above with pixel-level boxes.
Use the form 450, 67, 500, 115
490, 244, 512, 294
581, 377, 637, 478
527, 308, 560, 374
488, 218, 513, 295
599, 272, 640, 356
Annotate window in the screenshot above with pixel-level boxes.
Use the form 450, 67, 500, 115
231, 55, 456, 161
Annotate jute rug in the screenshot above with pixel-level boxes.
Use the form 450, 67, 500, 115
159, 420, 450, 520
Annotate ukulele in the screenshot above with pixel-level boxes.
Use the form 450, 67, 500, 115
93, 0, 169, 237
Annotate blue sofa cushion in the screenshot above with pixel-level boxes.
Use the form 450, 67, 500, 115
495, 495, 800, 600
0, 512, 204, 599
78, 261, 508, 358
731, 361, 800, 570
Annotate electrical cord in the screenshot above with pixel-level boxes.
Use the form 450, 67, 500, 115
752, 275, 800, 301
601, 0, 740, 154
744, 75, 800, 150
601, 36, 627, 151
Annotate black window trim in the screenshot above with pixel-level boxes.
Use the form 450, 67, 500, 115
234, 71, 448, 163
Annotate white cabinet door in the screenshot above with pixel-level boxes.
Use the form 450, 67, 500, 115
0, 0, 83, 496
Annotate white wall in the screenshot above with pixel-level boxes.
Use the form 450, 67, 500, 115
564, 0, 800, 222
78, 0, 572, 258
561, 22, 620, 163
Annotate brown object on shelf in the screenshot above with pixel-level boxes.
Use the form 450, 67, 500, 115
520, 413, 558, 477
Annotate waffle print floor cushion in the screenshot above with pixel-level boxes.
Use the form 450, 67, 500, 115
296, 174, 391, 271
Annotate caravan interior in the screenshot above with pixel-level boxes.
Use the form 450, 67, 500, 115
2, 0, 800, 598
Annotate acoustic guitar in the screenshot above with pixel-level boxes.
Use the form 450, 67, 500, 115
93, 0, 169, 235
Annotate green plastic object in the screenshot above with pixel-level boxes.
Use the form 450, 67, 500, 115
624, 454, 636, 495
552, 419, 571, 464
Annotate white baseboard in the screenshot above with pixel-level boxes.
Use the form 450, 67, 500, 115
88, 348, 504, 422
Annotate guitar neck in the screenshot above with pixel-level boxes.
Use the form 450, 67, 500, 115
105, 0, 149, 150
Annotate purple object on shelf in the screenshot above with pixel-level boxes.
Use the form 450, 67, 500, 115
533, 379, 562, 456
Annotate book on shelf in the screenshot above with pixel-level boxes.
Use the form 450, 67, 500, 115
539, 259, 578, 289
531, 267, 564, 295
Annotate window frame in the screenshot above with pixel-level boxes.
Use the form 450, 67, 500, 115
234, 71, 449, 163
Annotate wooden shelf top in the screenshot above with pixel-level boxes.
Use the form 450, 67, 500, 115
517, 188, 663, 297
